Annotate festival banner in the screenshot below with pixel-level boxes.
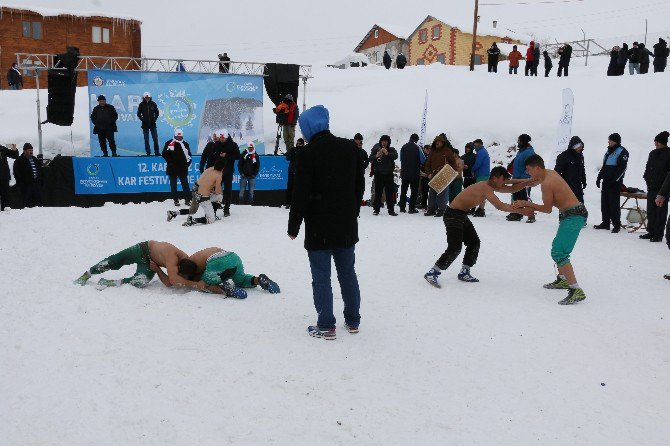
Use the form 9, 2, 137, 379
418, 89, 428, 148
87, 70, 265, 156
73, 156, 288, 195
554, 88, 575, 162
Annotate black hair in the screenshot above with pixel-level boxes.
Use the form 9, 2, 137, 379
525, 154, 545, 169
410, 133, 419, 142
354, 133, 363, 141
490, 165, 511, 180
473, 138, 483, 145
177, 258, 198, 280
214, 157, 226, 171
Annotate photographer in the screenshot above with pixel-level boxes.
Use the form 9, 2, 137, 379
273, 94, 299, 150
218, 53, 231, 73
369, 135, 398, 216
1, 143, 19, 210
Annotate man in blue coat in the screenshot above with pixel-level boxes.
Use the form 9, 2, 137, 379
471, 139, 490, 217
507, 134, 536, 222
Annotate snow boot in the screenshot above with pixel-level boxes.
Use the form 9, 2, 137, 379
167, 210, 177, 222
526, 216, 536, 223
543, 275, 570, 289
257, 274, 280, 294
424, 211, 435, 216
182, 216, 194, 227
408, 209, 419, 214
593, 222, 610, 230
222, 281, 248, 299
73, 271, 92, 285
224, 209, 231, 217
173, 199, 180, 207
307, 326, 336, 340
611, 225, 621, 233
639, 233, 654, 239
558, 288, 586, 305
389, 210, 398, 216
424, 268, 442, 288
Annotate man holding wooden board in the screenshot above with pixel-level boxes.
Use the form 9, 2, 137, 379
424, 135, 462, 217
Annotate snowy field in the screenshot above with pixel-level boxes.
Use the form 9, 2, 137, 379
1, 200, 669, 445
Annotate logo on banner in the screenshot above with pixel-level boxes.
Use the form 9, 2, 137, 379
93, 76, 104, 87
158, 92, 197, 128
226, 81, 260, 93
87, 163, 100, 176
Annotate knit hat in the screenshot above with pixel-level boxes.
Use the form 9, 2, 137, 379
247, 142, 255, 149
608, 133, 621, 144
97, 95, 106, 101
285, 94, 294, 101
23, 143, 33, 151
654, 131, 669, 146
298, 105, 330, 142
219, 129, 228, 139
143, 92, 151, 98
174, 128, 183, 137
518, 134, 532, 146
354, 133, 363, 141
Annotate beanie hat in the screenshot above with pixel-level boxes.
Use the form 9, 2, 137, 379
219, 129, 228, 138
354, 133, 363, 141
518, 134, 532, 146
285, 94, 294, 101
23, 143, 33, 151
174, 128, 183, 137
143, 92, 151, 98
609, 133, 621, 144
97, 95, 106, 101
654, 131, 669, 146
247, 142, 255, 149
298, 105, 330, 142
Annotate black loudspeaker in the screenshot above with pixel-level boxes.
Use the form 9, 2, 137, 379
46, 47, 80, 126
263, 63, 300, 106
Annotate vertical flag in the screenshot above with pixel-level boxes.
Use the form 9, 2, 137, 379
418, 89, 428, 164
554, 88, 575, 163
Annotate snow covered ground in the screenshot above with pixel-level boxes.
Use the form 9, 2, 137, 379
1, 200, 669, 445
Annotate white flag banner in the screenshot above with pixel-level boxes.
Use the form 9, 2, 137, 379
418, 89, 428, 148
554, 88, 575, 163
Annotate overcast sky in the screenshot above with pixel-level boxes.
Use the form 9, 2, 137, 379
4, 0, 670, 63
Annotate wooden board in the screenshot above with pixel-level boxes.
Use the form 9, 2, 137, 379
428, 164, 458, 194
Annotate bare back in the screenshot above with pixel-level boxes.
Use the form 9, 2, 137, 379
189, 247, 225, 272
197, 167, 223, 196
541, 170, 580, 212
148, 241, 189, 268
450, 182, 492, 211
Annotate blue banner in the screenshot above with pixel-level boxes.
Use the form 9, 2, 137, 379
73, 156, 288, 195
87, 70, 265, 156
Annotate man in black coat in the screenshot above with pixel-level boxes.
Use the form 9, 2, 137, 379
353, 133, 369, 171
285, 137, 304, 208
7, 63, 23, 90
206, 130, 240, 217
399, 133, 421, 213
218, 53, 231, 73
595, 133, 629, 233
638, 43, 653, 74
653, 38, 668, 73
532, 43, 541, 76
641, 131, 670, 242
0, 143, 19, 210
617, 43, 629, 75
396, 53, 407, 69
461, 142, 477, 188
238, 142, 261, 204
383, 51, 392, 69
557, 44, 572, 77
655, 170, 670, 256
90, 95, 119, 157
12, 143, 42, 208
555, 136, 587, 203
288, 105, 365, 340
162, 129, 192, 206
199, 131, 219, 173
137, 92, 160, 156
487, 43, 500, 73
628, 42, 641, 74
369, 135, 398, 216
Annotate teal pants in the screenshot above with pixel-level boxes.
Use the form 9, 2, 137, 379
551, 216, 586, 266
448, 178, 463, 202
201, 252, 256, 288
90, 242, 155, 287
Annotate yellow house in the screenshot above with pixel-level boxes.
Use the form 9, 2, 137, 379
407, 15, 524, 66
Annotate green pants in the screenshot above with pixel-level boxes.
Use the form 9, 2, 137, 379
201, 252, 256, 288
476, 175, 489, 182
449, 178, 463, 202
283, 125, 296, 149
90, 241, 155, 287
552, 215, 586, 267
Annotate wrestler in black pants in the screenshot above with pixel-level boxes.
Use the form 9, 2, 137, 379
435, 208, 481, 270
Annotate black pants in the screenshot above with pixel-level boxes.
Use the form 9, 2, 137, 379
143, 127, 159, 155
600, 181, 621, 226
169, 174, 190, 203
558, 64, 569, 77
419, 177, 430, 208
545, 66, 552, 77
0, 179, 9, 210
641, 62, 650, 74
647, 187, 668, 238
373, 173, 395, 212
435, 208, 480, 270
286, 172, 295, 205
97, 130, 117, 156
525, 61, 533, 76
509, 186, 530, 218
488, 62, 497, 73
222, 174, 233, 212
400, 178, 419, 211
654, 58, 667, 73
19, 183, 42, 208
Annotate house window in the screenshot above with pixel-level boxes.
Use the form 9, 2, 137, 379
436, 54, 446, 64
374, 29, 379, 39
473, 55, 483, 65
417, 58, 425, 65
419, 29, 428, 44
92, 26, 110, 43
22, 21, 42, 39
103, 27, 110, 43
432, 25, 441, 40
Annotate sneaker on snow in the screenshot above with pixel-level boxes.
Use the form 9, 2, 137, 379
344, 322, 359, 334
543, 275, 570, 289
224, 210, 230, 217
73, 271, 91, 285
257, 274, 280, 294
593, 222, 610, 230
389, 211, 398, 216
424, 269, 441, 288
96, 278, 120, 290
307, 325, 336, 340
167, 210, 177, 222
222, 281, 247, 299
173, 200, 180, 207
558, 288, 586, 305
526, 216, 536, 223
664, 274, 670, 280
457, 272, 479, 282
506, 213, 523, 221
182, 216, 194, 227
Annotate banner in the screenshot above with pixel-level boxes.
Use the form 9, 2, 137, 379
73, 156, 288, 195
418, 89, 428, 148
87, 70, 265, 156
554, 88, 575, 162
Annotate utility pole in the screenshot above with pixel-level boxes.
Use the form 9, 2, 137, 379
645, 19, 648, 46
470, 0, 479, 71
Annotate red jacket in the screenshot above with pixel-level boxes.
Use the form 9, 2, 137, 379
508, 50, 523, 67
526, 45, 535, 62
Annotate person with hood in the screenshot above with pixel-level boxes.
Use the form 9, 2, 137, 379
487, 43, 501, 73
12, 143, 43, 208
557, 44, 572, 77
90, 95, 119, 157
617, 43, 629, 75
369, 135, 399, 216
162, 129, 192, 207
543, 50, 553, 77
288, 105, 365, 340
383, 50, 392, 69
506, 134, 536, 222
137, 92, 161, 156
7, 63, 22, 90
238, 142, 261, 205
396, 53, 407, 69
653, 38, 668, 72
525, 41, 536, 76
555, 136, 587, 203
285, 137, 304, 208
206, 130, 240, 217
532, 42, 541, 76
628, 42, 641, 74
399, 133, 422, 213
199, 131, 219, 173
641, 131, 670, 242
273, 94, 299, 149
461, 142, 477, 188
508, 45, 523, 74
0, 143, 18, 211
424, 134, 460, 217
594, 133, 629, 233
607, 46, 621, 76
639, 43, 654, 74
471, 139, 491, 217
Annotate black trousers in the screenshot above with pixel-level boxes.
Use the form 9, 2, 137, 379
97, 130, 117, 155
169, 174, 190, 203
545, 66, 552, 77
20, 183, 42, 208
0, 179, 9, 210
509, 186, 530, 217
641, 62, 650, 74
435, 208, 480, 270
647, 187, 668, 238
286, 172, 295, 205
400, 178, 419, 211
222, 174, 233, 212
373, 173, 395, 212
525, 61, 533, 76
419, 177, 430, 208
488, 62, 497, 73
601, 181, 621, 226
558, 64, 569, 77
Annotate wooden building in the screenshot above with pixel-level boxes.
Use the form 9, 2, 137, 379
353, 24, 410, 67
0, 6, 141, 89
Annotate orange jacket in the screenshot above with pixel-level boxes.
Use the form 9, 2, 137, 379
508, 50, 523, 67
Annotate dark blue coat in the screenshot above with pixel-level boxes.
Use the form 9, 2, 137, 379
400, 141, 421, 181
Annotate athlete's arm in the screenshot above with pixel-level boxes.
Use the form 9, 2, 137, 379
515, 187, 554, 214
497, 180, 533, 193
150, 260, 172, 287
486, 190, 534, 216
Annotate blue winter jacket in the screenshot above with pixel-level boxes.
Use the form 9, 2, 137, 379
512, 146, 536, 179
298, 105, 330, 142
472, 147, 491, 178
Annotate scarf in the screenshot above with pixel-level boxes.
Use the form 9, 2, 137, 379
167, 139, 191, 163
243, 150, 257, 163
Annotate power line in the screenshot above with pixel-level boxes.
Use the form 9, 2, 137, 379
482, 0, 584, 5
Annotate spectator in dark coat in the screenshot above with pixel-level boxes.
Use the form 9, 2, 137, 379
206, 130, 240, 217
238, 142, 261, 204
383, 51, 392, 69
7, 63, 23, 90
396, 53, 407, 69
655, 170, 670, 255
595, 133, 629, 233
399, 133, 422, 213
90, 95, 119, 157
0, 143, 19, 210
557, 44, 572, 76
487, 43, 501, 73
641, 131, 670, 242
653, 38, 668, 72
288, 105, 365, 339
555, 136, 587, 202
418, 145, 431, 209
353, 133, 369, 171
543, 51, 553, 77
461, 142, 477, 188
162, 129, 192, 206
218, 53, 231, 73
628, 42, 641, 74
137, 92, 160, 156
617, 43, 629, 75
424, 135, 460, 217
199, 131, 219, 173
607, 46, 620, 76
285, 138, 304, 208
532, 43, 541, 76
369, 135, 398, 215
12, 143, 42, 208
639, 43, 653, 74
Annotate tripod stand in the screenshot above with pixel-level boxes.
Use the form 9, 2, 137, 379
274, 123, 284, 156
